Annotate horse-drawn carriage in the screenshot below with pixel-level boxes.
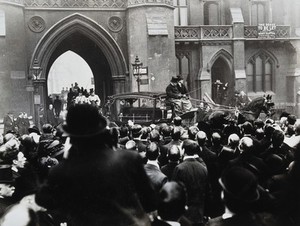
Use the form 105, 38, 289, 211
104, 91, 275, 126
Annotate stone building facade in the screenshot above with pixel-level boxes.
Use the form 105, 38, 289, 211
0, 0, 300, 122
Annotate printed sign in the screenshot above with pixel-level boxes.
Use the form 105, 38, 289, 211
258, 23, 276, 39
133, 66, 148, 76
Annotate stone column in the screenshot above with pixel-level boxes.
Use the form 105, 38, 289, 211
126, 1, 176, 93
231, 8, 247, 93
287, 40, 300, 116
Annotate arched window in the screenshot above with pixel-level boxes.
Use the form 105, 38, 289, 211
0, 10, 5, 36
173, 0, 188, 26
204, 1, 220, 25
250, 1, 267, 25
246, 52, 274, 93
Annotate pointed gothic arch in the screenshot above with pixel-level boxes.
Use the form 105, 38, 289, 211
30, 13, 128, 79
208, 49, 233, 72
246, 49, 279, 67
209, 49, 234, 104
246, 49, 278, 92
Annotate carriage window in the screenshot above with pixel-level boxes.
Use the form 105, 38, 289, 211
173, 0, 188, 26
247, 53, 274, 92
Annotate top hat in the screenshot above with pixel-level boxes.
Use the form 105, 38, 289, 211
0, 165, 14, 184
171, 76, 179, 83
63, 104, 107, 138
219, 167, 259, 202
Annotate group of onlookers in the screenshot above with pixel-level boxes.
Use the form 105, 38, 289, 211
0, 104, 299, 225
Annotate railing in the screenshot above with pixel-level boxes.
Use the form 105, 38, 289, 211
175, 26, 232, 40
174, 26, 201, 39
244, 25, 290, 39
175, 25, 291, 40
202, 26, 232, 39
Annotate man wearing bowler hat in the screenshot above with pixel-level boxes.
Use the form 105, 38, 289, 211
35, 104, 157, 226
0, 165, 16, 217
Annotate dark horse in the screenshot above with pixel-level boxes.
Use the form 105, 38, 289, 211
203, 94, 275, 129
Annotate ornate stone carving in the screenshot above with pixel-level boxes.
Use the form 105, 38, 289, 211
202, 40, 232, 46
24, 0, 126, 8
127, 0, 173, 6
202, 26, 231, 39
175, 27, 200, 39
108, 16, 123, 32
275, 26, 290, 38
28, 16, 46, 33
244, 26, 258, 38
0, 0, 24, 5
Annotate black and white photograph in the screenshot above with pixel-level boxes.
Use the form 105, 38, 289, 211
0, 0, 300, 225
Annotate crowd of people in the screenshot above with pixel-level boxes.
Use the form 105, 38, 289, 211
66, 82, 101, 108
0, 100, 300, 225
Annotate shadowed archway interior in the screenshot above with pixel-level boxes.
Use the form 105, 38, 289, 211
46, 32, 112, 105
211, 57, 232, 104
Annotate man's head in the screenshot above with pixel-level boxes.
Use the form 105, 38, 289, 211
188, 126, 199, 141
146, 142, 160, 161
170, 76, 178, 85
239, 137, 254, 154
219, 166, 259, 213
182, 139, 199, 156
158, 181, 187, 221
196, 131, 207, 146
167, 145, 181, 162
228, 133, 240, 148
42, 124, 53, 134
49, 104, 53, 110
63, 104, 107, 142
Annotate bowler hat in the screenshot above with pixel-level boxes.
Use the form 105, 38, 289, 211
63, 104, 107, 137
219, 167, 259, 203
0, 165, 14, 183
28, 125, 40, 135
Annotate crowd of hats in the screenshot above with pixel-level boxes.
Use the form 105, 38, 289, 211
0, 103, 300, 225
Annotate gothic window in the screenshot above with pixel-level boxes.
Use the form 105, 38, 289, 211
0, 10, 5, 36
173, 0, 188, 26
246, 52, 274, 93
250, 1, 267, 25
204, 1, 220, 25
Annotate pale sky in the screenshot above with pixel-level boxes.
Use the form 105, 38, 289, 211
47, 51, 94, 94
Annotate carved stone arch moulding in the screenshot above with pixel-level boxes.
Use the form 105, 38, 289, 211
246, 49, 279, 68
28, 16, 46, 33
29, 13, 128, 80
208, 48, 233, 72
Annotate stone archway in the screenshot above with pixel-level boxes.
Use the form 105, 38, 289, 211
209, 49, 234, 104
29, 13, 128, 124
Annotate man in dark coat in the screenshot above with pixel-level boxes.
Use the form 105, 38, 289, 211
3, 111, 16, 134
172, 140, 208, 225
35, 104, 157, 226
53, 96, 62, 118
144, 142, 168, 194
207, 167, 292, 226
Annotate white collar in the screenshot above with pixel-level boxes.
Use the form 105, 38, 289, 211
222, 207, 235, 219
183, 155, 198, 161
